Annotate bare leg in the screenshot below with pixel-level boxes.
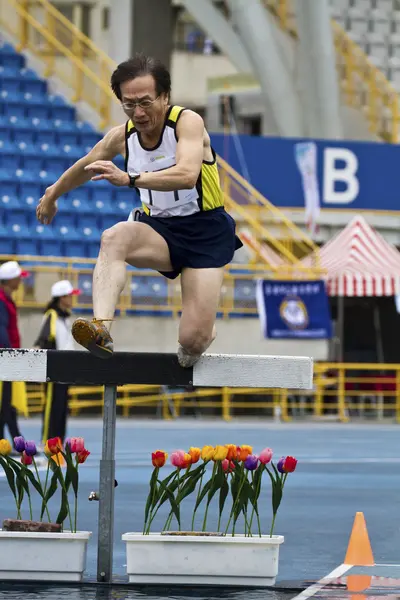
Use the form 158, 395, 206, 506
177, 267, 224, 367
72, 221, 173, 357
93, 221, 173, 328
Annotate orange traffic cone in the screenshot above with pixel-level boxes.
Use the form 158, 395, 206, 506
347, 574, 372, 592
344, 512, 374, 566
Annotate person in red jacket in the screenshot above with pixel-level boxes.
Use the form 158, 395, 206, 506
0, 261, 29, 444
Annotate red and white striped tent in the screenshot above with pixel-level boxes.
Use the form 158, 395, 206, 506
302, 215, 400, 297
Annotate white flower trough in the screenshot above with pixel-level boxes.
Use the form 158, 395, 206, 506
122, 532, 284, 587
0, 530, 92, 581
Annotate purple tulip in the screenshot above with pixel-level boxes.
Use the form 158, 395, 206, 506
64, 437, 72, 450
13, 436, 25, 453
277, 457, 286, 473
24, 441, 37, 457
244, 454, 259, 471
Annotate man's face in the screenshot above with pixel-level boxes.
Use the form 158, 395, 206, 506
120, 75, 168, 134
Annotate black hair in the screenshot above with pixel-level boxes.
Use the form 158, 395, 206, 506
110, 53, 171, 101
44, 297, 60, 313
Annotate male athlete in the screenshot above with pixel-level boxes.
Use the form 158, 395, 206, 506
36, 53, 242, 367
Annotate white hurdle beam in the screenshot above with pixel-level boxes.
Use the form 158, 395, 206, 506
0, 348, 313, 584
0, 349, 313, 389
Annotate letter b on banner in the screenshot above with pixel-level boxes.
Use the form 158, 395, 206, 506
323, 148, 359, 204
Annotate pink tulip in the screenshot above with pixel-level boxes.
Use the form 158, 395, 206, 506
170, 450, 186, 468
68, 437, 85, 453
222, 459, 235, 473
259, 447, 273, 465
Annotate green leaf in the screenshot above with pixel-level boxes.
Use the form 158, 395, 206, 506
24, 468, 44, 498
144, 467, 159, 526
253, 466, 264, 501
41, 468, 59, 519
272, 479, 283, 515
56, 488, 69, 525
233, 477, 252, 522
157, 479, 180, 528
271, 461, 280, 480
0, 456, 17, 500
243, 478, 256, 509
207, 465, 224, 505
218, 476, 229, 518
176, 470, 203, 504
193, 477, 213, 512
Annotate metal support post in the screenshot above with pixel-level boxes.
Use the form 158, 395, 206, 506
97, 384, 117, 582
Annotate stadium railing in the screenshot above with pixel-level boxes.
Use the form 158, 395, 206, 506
25, 362, 400, 423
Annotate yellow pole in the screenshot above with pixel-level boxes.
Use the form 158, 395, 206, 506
338, 365, 348, 423
17, 0, 29, 51
222, 387, 231, 421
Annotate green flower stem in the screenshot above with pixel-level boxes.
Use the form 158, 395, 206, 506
269, 472, 288, 537
202, 461, 217, 532
24, 469, 33, 521
217, 471, 228, 532
55, 456, 73, 532
143, 467, 159, 534
191, 469, 205, 531
224, 464, 246, 535
147, 472, 178, 533
248, 466, 264, 537
33, 458, 51, 523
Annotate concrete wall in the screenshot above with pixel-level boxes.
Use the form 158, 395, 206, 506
19, 311, 329, 361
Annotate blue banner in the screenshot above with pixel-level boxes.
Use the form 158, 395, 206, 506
210, 133, 400, 212
256, 280, 332, 339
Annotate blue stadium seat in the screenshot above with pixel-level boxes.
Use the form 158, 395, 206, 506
100, 215, 118, 230
0, 139, 17, 153
56, 212, 76, 228
80, 214, 100, 229
61, 143, 82, 160
0, 52, 24, 70
93, 197, 114, 215
0, 222, 13, 254
5, 209, 30, 226
0, 77, 21, 94
36, 142, 62, 158
56, 225, 86, 257
21, 155, 42, 171
80, 132, 102, 150
3, 101, 25, 118
0, 43, 17, 54
0, 193, 21, 216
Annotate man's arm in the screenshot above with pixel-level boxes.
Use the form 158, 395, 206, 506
36, 125, 126, 224
46, 125, 125, 200
0, 302, 10, 348
85, 111, 205, 192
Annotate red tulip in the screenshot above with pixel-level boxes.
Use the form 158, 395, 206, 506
46, 437, 63, 455
21, 451, 32, 466
152, 450, 168, 468
283, 456, 298, 473
68, 437, 85, 453
76, 448, 90, 464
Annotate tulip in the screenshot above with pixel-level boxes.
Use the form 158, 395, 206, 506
188, 447, 201, 464
0, 439, 12, 456
24, 441, 37, 457
13, 436, 25, 453
201, 445, 214, 462
259, 447, 273, 465
236, 445, 253, 462
277, 457, 286, 473
282, 456, 298, 473
43, 441, 52, 458
244, 454, 259, 470
152, 450, 168, 468
170, 450, 191, 469
71, 437, 85, 453
76, 449, 90, 464
213, 445, 228, 461
21, 451, 32, 466
46, 437, 63, 455
225, 444, 237, 461
222, 459, 235, 473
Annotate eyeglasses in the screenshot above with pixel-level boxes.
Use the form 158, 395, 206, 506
121, 96, 160, 111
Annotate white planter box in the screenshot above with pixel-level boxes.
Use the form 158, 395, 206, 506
122, 532, 284, 587
0, 530, 91, 581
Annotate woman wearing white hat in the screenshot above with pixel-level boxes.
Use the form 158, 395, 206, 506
34, 280, 80, 444
0, 261, 29, 447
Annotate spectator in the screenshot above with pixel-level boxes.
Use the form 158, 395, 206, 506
0, 261, 28, 446
34, 280, 80, 444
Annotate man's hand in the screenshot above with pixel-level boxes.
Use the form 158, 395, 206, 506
84, 161, 130, 186
36, 188, 58, 224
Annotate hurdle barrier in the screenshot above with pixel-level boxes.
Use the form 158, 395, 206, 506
0, 348, 313, 583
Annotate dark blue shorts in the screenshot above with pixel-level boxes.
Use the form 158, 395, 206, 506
138, 207, 243, 279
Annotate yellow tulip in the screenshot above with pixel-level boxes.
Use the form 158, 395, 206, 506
201, 445, 214, 461
213, 445, 229, 461
0, 439, 12, 456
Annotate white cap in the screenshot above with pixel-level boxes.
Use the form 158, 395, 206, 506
0, 261, 29, 281
51, 280, 80, 298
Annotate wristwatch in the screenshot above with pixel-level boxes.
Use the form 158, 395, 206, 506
128, 170, 140, 188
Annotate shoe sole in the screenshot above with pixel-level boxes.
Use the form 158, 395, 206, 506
72, 320, 113, 360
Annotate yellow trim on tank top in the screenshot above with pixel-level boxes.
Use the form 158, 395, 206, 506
201, 162, 224, 211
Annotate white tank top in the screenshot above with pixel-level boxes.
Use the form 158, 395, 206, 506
125, 106, 200, 217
